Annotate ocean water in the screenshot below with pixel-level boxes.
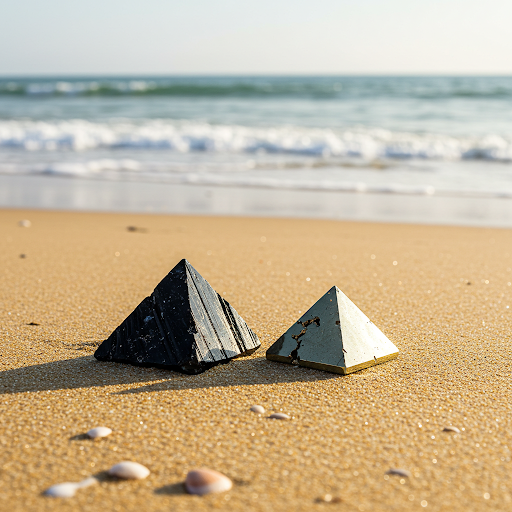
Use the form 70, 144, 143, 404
1, 75, 512, 199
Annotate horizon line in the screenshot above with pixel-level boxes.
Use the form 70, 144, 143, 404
1, 72, 512, 79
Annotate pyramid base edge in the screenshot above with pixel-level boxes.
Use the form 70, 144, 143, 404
232, 344, 261, 359
266, 352, 399, 375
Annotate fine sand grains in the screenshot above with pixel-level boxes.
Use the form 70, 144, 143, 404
1, 210, 512, 511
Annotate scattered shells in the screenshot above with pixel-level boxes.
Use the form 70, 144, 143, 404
269, 412, 290, 420
386, 468, 411, 478
443, 426, 461, 433
250, 405, 265, 414
185, 468, 233, 496
18, 220, 31, 227
108, 461, 150, 480
87, 426, 112, 439
44, 477, 97, 498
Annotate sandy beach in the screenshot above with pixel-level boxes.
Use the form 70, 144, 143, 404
1, 208, 511, 511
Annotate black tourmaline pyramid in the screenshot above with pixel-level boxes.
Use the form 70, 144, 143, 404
94, 259, 260, 374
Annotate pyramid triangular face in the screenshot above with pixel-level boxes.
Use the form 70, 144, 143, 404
95, 259, 260, 374
266, 286, 398, 374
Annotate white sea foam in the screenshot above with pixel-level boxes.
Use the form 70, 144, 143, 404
22, 80, 157, 96
1, 120, 512, 162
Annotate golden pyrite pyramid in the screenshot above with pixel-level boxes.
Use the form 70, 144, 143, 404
266, 286, 398, 374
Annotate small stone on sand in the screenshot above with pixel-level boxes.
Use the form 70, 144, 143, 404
185, 468, 233, 496
108, 461, 150, 480
317, 494, 343, 503
126, 226, 147, 232
443, 426, 461, 433
44, 477, 97, 498
386, 468, 411, 478
250, 405, 265, 414
18, 220, 31, 227
87, 426, 112, 439
269, 412, 290, 420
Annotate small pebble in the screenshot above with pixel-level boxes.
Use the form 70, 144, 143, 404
250, 405, 265, 414
19, 220, 31, 227
443, 426, 461, 433
269, 412, 290, 420
87, 426, 112, 439
108, 461, 150, 480
185, 468, 232, 496
386, 468, 411, 478
317, 494, 343, 503
44, 477, 97, 498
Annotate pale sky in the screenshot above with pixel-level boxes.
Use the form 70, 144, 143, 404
1, 0, 512, 75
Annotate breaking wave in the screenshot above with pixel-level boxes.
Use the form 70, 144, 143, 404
1, 119, 512, 162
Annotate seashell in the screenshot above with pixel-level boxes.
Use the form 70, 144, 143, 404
443, 426, 460, 434
108, 461, 150, 480
269, 412, 290, 420
386, 468, 411, 478
19, 220, 31, 228
87, 426, 112, 439
185, 468, 232, 496
45, 483, 79, 498
250, 405, 265, 414
44, 477, 97, 498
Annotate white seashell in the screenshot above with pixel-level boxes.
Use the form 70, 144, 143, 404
44, 477, 97, 498
185, 468, 232, 496
45, 483, 79, 498
250, 405, 265, 414
269, 412, 290, 420
386, 468, 411, 478
108, 461, 150, 479
19, 220, 31, 228
443, 426, 460, 433
87, 426, 112, 439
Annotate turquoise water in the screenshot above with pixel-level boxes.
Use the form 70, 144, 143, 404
1, 76, 512, 197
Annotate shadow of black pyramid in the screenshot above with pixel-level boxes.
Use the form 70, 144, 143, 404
94, 259, 260, 374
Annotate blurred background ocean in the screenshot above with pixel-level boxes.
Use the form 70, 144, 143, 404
2, 75, 512, 194
1, 75, 512, 223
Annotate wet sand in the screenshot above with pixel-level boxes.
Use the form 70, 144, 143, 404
1, 209, 511, 511
3, 174, 512, 227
